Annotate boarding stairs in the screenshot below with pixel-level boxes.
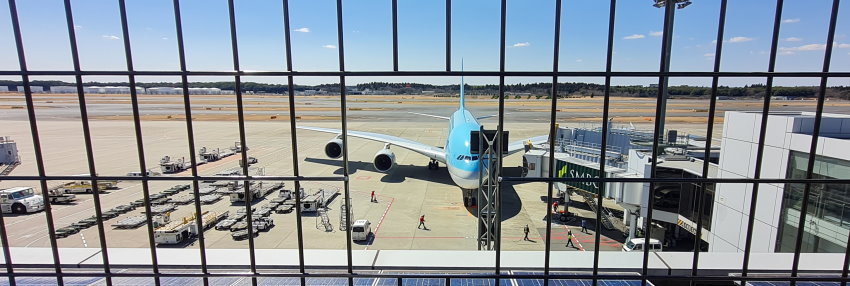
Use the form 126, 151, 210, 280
339, 197, 351, 231
580, 191, 625, 233
0, 161, 20, 178
317, 208, 333, 232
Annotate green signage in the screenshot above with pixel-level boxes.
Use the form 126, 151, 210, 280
556, 160, 601, 194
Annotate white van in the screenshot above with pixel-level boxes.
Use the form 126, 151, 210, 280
622, 238, 662, 252
351, 220, 371, 241
0, 187, 45, 214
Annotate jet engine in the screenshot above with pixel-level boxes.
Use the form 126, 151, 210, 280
324, 138, 344, 159
373, 145, 396, 172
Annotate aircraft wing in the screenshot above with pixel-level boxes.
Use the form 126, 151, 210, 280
297, 126, 447, 163
506, 135, 550, 156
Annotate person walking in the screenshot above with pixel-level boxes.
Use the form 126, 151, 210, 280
565, 230, 575, 248
418, 215, 427, 229
581, 219, 588, 233
552, 201, 559, 213
523, 224, 530, 241
370, 191, 376, 203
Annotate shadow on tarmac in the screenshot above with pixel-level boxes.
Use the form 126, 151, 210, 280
305, 157, 526, 221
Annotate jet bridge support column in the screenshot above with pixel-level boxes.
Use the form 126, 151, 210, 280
475, 128, 502, 251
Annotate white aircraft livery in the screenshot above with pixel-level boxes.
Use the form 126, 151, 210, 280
297, 73, 548, 190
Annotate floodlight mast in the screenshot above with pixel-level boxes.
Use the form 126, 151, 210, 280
652, 0, 693, 9
649, 0, 690, 142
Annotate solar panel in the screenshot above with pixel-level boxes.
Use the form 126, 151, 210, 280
257, 277, 302, 285
159, 276, 204, 286
513, 271, 647, 286
14, 276, 103, 286
747, 282, 840, 286
403, 277, 445, 286
450, 278, 497, 286
92, 276, 154, 286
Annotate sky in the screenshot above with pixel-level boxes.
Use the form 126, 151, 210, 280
0, 0, 849, 86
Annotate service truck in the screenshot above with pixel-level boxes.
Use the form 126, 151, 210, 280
60, 180, 118, 194
154, 211, 226, 245
0, 187, 45, 214
47, 188, 76, 204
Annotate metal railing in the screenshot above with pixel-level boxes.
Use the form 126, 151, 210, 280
2, 0, 848, 286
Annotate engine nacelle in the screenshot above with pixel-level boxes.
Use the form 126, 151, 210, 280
324, 138, 344, 159
373, 148, 396, 173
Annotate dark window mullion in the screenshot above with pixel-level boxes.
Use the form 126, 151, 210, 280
644, 1, 676, 285
494, 0, 508, 274
693, 0, 728, 281
742, 0, 785, 281
543, 0, 563, 283
281, 1, 307, 285
334, 0, 354, 283
225, 1, 259, 285
6, 1, 53, 285
791, 0, 842, 283
593, 1, 617, 285
4, 70, 850, 77
60, 0, 113, 284
171, 0, 211, 283
116, 1, 161, 285
445, 0, 451, 71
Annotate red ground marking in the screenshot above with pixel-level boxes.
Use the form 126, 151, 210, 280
356, 176, 371, 180
374, 236, 467, 239
371, 197, 394, 236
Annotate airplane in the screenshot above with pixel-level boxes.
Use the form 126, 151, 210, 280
297, 72, 549, 195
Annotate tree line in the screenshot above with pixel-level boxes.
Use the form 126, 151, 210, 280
1, 80, 847, 99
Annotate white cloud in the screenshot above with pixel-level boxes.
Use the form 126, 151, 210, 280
783, 18, 800, 23
74, 25, 82, 30
785, 37, 802, 42
649, 31, 663, 37
729, 36, 753, 43
161, 37, 169, 40
575, 59, 583, 62
779, 50, 795, 56
512, 42, 530, 47
623, 34, 645, 40
703, 53, 715, 57
795, 44, 825, 51
322, 44, 336, 49
101, 35, 120, 40
778, 43, 850, 53
294, 27, 310, 33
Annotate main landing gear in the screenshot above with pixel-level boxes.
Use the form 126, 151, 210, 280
427, 159, 439, 170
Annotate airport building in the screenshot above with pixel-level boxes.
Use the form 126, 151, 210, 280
49, 86, 76, 93
710, 111, 850, 253
523, 111, 850, 255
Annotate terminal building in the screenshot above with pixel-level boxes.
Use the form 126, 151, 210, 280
523, 111, 850, 254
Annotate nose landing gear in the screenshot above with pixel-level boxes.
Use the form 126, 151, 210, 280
427, 159, 439, 170
463, 188, 477, 207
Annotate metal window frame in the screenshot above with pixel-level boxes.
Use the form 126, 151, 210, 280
2, 0, 847, 285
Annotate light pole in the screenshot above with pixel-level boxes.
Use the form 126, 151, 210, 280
652, 0, 692, 142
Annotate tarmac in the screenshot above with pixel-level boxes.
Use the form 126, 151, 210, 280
0, 117, 628, 253
4, 93, 835, 254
